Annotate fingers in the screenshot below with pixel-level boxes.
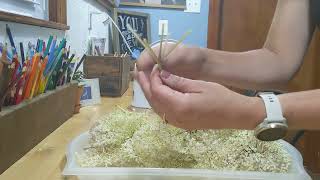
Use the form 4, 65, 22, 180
150, 65, 186, 106
136, 65, 169, 121
136, 71, 152, 101
138, 64, 207, 130
150, 66, 209, 130
137, 43, 180, 72
149, 65, 188, 127
136, 49, 155, 72
160, 70, 203, 93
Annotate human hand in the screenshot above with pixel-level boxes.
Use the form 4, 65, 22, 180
136, 65, 264, 130
137, 43, 206, 81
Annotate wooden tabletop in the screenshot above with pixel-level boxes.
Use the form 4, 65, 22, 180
0, 86, 133, 180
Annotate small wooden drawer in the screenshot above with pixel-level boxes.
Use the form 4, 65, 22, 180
98, 75, 130, 96
84, 55, 131, 97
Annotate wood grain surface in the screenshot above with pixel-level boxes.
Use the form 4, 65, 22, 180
0, 85, 132, 180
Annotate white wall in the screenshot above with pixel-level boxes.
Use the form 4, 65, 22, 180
0, 22, 65, 56
66, 0, 111, 56
0, 0, 48, 20
0, 0, 63, 54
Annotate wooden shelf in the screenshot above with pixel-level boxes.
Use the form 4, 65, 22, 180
0, 11, 70, 31
97, 0, 116, 11
120, 2, 186, 9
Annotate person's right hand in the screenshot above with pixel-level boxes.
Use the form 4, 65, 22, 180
136, 43, 207, 81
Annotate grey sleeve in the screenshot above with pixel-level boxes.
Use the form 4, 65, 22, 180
310, 0, 320, 28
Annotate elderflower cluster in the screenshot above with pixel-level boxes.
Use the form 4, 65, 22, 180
76, 110, 291, 173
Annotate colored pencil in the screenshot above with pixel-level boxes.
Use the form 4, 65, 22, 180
0, 26, 81, 109
44, 35, 53, 57
29, 57, 42, 98
20, 42, 25, 65
36, 39, 40, 53
35, 56, 48, 94
23, 53, 40, 99
38, 40, 43, 54
6, 24, 16, 55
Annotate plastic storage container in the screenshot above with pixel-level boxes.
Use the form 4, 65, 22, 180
63, 132, 312, 180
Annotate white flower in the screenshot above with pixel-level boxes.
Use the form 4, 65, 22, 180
76, 110, 291, 173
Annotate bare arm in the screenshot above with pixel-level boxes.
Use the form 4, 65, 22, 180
250, 89, 320, 130
136, 0, 319, 130
137, 65, 320, 130
201, 0, 310, 90
278, 90, 320, 129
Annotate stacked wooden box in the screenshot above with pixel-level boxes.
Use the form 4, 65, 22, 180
84, 55, 131, 97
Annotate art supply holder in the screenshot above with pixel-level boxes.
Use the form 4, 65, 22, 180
0, 82, 77, 174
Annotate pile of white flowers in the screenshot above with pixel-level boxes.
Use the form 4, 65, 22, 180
76, 110, 291, 173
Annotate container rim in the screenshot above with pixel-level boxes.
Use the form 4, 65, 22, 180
150, 39, 178, 48
62, 132, 311, 180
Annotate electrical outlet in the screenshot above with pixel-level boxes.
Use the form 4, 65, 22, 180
185, 0, 201, 13
159, 20, 168, 36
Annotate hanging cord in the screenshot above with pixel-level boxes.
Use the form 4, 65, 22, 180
104, 13, 133, 55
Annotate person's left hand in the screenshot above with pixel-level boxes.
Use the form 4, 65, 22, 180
136, 65, 264, 130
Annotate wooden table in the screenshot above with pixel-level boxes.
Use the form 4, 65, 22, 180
1, 84, 319, 180
0, 87, 133, 180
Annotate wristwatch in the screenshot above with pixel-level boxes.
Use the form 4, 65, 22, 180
254, 92, 288, 141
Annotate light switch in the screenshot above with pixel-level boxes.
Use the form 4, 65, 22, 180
185, 0, 201, 13
159, 20, 168, 36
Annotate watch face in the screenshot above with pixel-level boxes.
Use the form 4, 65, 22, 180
255, 123, 288, 141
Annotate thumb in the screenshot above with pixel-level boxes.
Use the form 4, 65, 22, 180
160, 70, 203, 93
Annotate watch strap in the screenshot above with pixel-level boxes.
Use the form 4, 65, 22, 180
258, 92, 286, 123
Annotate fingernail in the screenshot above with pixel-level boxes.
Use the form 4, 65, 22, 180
151, 64, 157, 71
160, 70, 171, 79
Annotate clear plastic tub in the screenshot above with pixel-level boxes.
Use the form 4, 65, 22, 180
63, 132, 312, 180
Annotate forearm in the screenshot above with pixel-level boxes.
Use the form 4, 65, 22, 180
239, 89, 320, 131
247, 90, 320, 130
278, 89, 320, 130
200, 48, 291, 90
199, 0, 309, 90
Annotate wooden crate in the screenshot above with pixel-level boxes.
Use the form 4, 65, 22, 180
0, 82, 77, 174
84, 55, 131, 97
